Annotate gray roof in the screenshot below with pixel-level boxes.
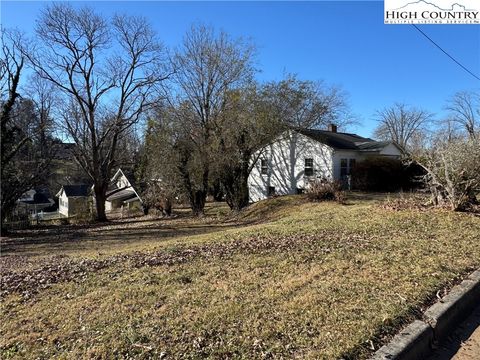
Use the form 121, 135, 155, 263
297, 129, 395, 151
18, 192, 52, 205
62, 184, 90, 197
356, 141, 393, 151
106, 189, 137, 202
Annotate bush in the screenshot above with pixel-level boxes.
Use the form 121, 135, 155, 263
306, 180, 346, 203
413, 138, 480, 211
351, 157, 414, 192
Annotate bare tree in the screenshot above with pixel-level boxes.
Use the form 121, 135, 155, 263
1, 29, 25, 162
262, 74, 354, 130
169, 24, 255, 215
413, 136, 480, 211
137, 109, 184, 216
1, 29, 26, 230
213, 85, 280, 210
25, 74, 58, 157
374, 103, 433, 151
445, 91, 479, 140
21, 4, 168, 221
1, 30, 57, 231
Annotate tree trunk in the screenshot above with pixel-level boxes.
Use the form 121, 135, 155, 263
227, 179, 249, 211
223, 158, 250, 211
0, 210, 10, 236
94, 184, 108, 222
178, 150, 208, 216
191, 190, 206, 216
163, 198, 172, 216
210, 178, 224, 202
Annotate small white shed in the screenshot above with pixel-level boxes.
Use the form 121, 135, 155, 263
56, 184, 90, 217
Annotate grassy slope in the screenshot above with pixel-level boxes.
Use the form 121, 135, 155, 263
1, 195, 480, 359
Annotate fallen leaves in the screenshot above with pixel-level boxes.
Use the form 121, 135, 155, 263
1, 230, 373, 301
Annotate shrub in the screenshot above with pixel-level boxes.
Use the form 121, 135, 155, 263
413, 138, 480, 211
351, 157, 412, 192
306, 180, 346, 203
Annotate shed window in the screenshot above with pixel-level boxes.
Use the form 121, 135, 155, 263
304, 158, 314, 177
261, 159, 268, 175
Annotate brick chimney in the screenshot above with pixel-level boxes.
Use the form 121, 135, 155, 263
328, 123, 337, 133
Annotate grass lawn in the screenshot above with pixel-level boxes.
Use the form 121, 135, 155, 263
1, 194, 480, 359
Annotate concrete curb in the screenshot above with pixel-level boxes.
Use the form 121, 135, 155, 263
370, 269, 480, 360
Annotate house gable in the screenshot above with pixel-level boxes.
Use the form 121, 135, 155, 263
248, 130, 334, 202
104, 168, 142, 210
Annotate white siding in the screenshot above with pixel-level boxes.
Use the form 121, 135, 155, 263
248, 131, 334, 202
247, 131, 404, 203
379, 143, 403, 157
332, 150, 365, 180
58, 190, 69, 217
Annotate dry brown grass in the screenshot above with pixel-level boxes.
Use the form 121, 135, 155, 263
1, 194, 479, 359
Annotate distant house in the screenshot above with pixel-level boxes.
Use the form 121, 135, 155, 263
56, 184, 90, 217
248, 124, 403, 202
104, 169, 142, 212
16, 189, 55, 217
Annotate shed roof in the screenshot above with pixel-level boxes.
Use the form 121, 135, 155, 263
61, 184, 90, 197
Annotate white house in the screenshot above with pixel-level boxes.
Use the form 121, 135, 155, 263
104, 169, 142, 212
16, 189, 55, 217
56, 184, 90, 217
248, 125, 403, 202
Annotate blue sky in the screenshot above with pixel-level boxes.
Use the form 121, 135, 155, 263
2, 1, 479, 137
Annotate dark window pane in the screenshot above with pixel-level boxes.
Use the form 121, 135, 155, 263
305, 158, 314, 176
340, 158, 348, 177
267, 186, 276, 196
261, 159, 268, 175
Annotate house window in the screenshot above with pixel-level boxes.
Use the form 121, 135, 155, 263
267, 186, 276, 197
261, 159, 268, 175
340, 158, 348, 177
304, 158, 314, 177
349, 159, 356, 172
341, 158, 356, 177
